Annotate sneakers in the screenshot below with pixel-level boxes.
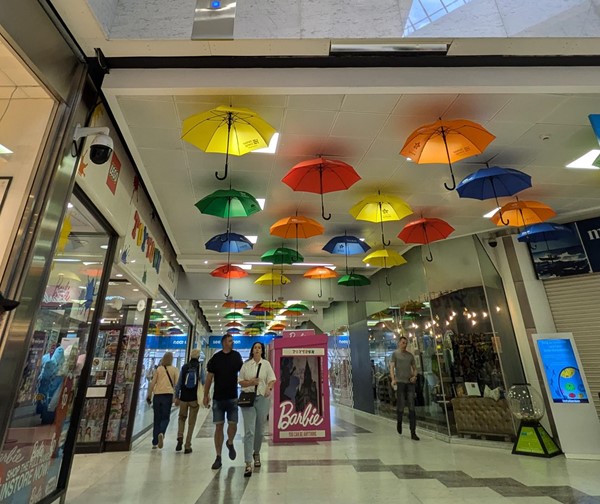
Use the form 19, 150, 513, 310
184, 447, 192, 454
244, 464, 252, 478
152, 445, 157, 450
411, 432, 420, 441
253, 453, 261, 468
396, 421, 402, 435
226, 441, 236, 460
157, 433, 164, 449
176, 438, 183, 452
211, 456, 222, 470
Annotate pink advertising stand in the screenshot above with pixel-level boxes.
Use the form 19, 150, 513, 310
271, 334, 331, 443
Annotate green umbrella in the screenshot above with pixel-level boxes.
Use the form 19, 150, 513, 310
195, 189, 261, 218
338, 273, 371, 303
261, 247, 304, 265
287, 303, 309, 312
246, 321, 265, 328
224, 311, 244, 320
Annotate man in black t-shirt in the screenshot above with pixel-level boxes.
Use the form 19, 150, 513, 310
203, 334, 243, 470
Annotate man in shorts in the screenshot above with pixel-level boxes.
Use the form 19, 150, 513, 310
203, 334, 243, 469
390, 336, 420, 441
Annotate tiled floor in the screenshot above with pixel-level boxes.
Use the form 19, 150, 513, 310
66, 405, 600, 504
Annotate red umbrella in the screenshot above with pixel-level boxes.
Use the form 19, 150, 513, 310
282, 157, 361, 220
222, 300, 247, 309
398, 217, 455, 262
225, 321, 243, 327
210, 264, 248, 279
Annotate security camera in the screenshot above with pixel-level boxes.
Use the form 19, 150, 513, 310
488, 239, 498, 248
73, 124, 114, 164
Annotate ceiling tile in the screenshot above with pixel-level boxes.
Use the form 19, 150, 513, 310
287, 94, 344, 111
540, 96, 600, 126
443, 94, 514, 123
119, 97, 179, 129
281, 108, 338, 135
392, 94, 459, 117
490, 94, 568, 123
330, 112, 388, 139
341, 94, 400, 113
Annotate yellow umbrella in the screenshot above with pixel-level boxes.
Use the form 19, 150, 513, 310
363, 248, 407, 286
182, 105, 277, 180
254, 272, 291, 286
350, 191, 413, 246
257, 300, 285, 309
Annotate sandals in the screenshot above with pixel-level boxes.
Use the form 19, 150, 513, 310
244, 464, 252, 478
253, 453, 261, 467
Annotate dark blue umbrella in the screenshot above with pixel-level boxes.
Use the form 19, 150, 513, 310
264, 331, 277, 337
205, 232, 253, 253
457, 166, 532, 225
249, 309, 270, 317
517, 222, 572, 243
323, 234, 371, 255
226, 327, 241, 334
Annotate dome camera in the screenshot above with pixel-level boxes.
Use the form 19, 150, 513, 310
488, 238, 498, 248
73, 124, 113, 165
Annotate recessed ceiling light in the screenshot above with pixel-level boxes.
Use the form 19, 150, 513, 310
365, 263, 370, 267
67, 203, 74, 209
483, 207, 500, 218
244, 261, 271, 266
116, 274, 123, 278
100, 245, 108, 249
133, 288, 139, 292
246, 236, 258, 244
131, 260, 136, 263
0, 144, 13, 155
204, 260, 208, 264
256, 199, 266, 210
359, 238, 366, 242
292, 262, 335, 267
232, 264, 252, 270
53, 258, 81, 263
214, 304, 218, 308
566, 149, 600, 170
252, 132, 279, 154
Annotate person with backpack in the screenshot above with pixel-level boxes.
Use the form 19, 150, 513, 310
174, 348, 201, 453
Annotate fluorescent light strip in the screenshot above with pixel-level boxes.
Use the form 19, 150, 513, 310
291, 263, 335, 267
566, 149, 600, 169
252, 133, 279, 154
483, 207, 500, 218
0, 144, 13, 155
246, 236, 258, 244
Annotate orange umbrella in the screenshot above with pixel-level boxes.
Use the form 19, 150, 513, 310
222, 300, 248, 309
225, 321, 243, 327
490, 200, 555, 227
270, 323, 286, 331
400, 119, 496, 191
304, 266, 338, 298
270, 215, 324, 239
211, 264, 248, 279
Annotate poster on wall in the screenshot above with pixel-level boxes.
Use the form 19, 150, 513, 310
537, 338, 589, 404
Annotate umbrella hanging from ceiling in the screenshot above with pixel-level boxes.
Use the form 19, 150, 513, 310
256, 300, 285, 310
398, 217, 455, 262
287, 303, 309, 312
182, 105, 277, 180
456, 165, 532, 225
517, 222, 573, 259
210, 264, 248, 279
205, 232, 253, 253
222, 300, 248, 309
400, 119, 496, 191
261, 247, 304, 265
323, 232, 370, 276
255, 271, 291, 286
304, 266, 338, 298
281, 157, 362, 220
349, 191, 413, 246
224, 311, 245, 320
338, 272, 371, 303
195, 188, 261, 218
362, 248, 407, 286
490, 200, 555, 228
270, 215, 324, 260
225, 321, 244, 327
269, 323, 286, 331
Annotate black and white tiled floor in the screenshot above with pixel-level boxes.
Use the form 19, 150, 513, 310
66, 405, 600, 504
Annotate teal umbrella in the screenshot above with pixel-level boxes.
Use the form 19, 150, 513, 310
261, 247, 303, 265
195, 188, 261, 218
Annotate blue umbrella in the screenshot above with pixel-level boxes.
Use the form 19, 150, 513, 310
323, 234, 371, 255
205, 232, 253, 253
517, 222, 572, 243
226, 327, 241, 334
456, 166, 532, 225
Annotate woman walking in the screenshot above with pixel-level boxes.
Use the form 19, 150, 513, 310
238, 342, 276, 477
147, 351, 179, 449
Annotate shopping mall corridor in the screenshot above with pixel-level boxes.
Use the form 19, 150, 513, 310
64, 406, 600, 504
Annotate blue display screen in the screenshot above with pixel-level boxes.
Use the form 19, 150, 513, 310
537, 338, 589, 403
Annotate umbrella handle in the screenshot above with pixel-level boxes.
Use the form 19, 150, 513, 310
215, 112, 232, 180
385, 275, 392, 287
425, 242, 434, 262
382, 236, 391, 247
318, 277, 323, 298
499, 209, 510, 226
354, 284, 359, 303
215, 159, 229, 180
443, 170, 457, 191
440, 126, 457, 191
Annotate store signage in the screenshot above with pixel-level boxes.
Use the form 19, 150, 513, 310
208, 335, 276, 349
131, 211, 162, 274
575, 216, 600, 272
282, 329, 315, 338
145, 335, 188, 350
105, 153, 121, 195
537, 338, 589, 403
282, 347, 325, 356
278, 401, 325, 439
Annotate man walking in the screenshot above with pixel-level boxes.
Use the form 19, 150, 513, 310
203, 334, 243, 469
175, 348, 202, 454
390, 336, 420, 441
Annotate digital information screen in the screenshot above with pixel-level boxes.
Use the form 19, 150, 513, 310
537, 338, 589, 404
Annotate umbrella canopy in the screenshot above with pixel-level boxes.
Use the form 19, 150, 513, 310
400, 119, 496, 191
182, 105, 277, 180
256, 300, 285, 309
287, 303, 309, 312
205, 232, 253, 253
281, 157, 361, 220
304, 266, 338, 298
517, 222, 573, 243
270, 324, 286, 330
456, 166, 532, 225
261, 247, 303, 265
245, 329, 261, 335
338, 273, 371, 303
222, 300, 248, 309
270, 215, 324, 239
398, 217, 455, 262
195, 189, 261, 218
363, 249, 407, 268
490, 200, 556, 227
281, 309, 303, 317
246, 321, 266, 328
226, 327, 241, 334
323, 235, 370, 255
264, 331, 278, 337
255, 272, 291, 286
225, 321, 243, 327
251, 303, 274, 312
249, 309, 271, 317
350, 192, 413, 246
224, 312, 244, 320
210, 264, 248, 279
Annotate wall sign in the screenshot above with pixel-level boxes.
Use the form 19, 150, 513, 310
105, 153, 121, 195
145, 335, 188, 350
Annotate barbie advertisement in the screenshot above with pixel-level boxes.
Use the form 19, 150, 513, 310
272, 335, 331, 443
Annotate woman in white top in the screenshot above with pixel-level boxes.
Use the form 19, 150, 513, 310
238, 342, 276, 477
147, 351, 179, 449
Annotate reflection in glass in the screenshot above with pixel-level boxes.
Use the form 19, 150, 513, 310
404, 0, 473, 36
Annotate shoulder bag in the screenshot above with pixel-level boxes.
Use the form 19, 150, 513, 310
163, 365, 175, 392
239, 363, 261, 408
